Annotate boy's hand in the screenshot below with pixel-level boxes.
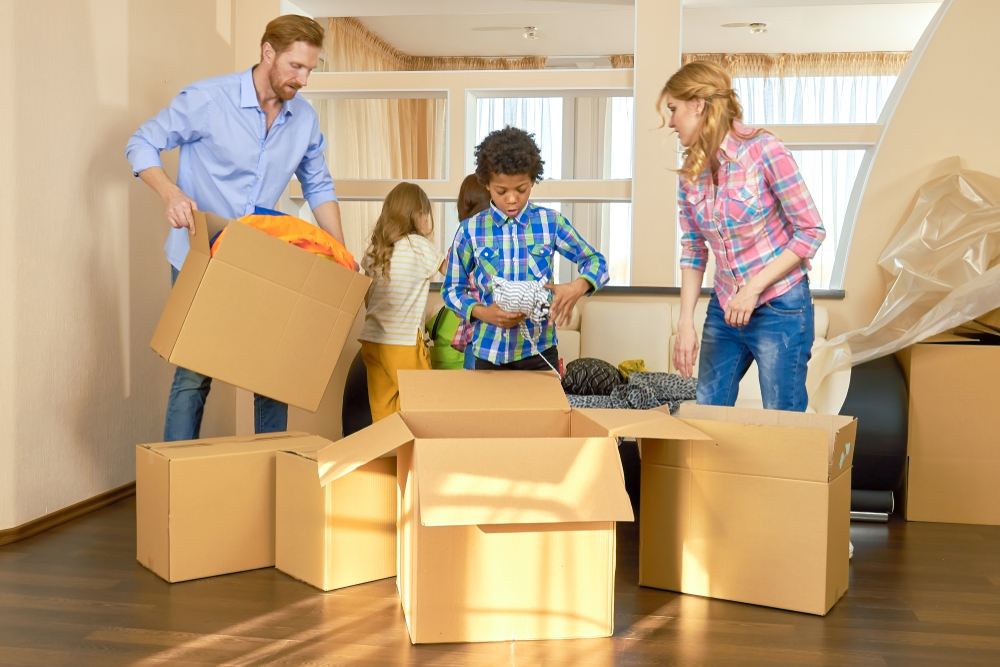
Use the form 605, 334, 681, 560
472, 303, 526, 328
545, 278, 590, 327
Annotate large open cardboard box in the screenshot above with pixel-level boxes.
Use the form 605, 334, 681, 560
136, 431, 321, 583
150, 211, 370, 412
639, 404, 857, 616
315, 371, 710, 644
897, 335, 1000, 525
276, 443, 397, 591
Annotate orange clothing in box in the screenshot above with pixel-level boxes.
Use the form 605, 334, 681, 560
211, 213, 354, 269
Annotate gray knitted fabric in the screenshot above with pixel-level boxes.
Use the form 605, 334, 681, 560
491, 276, 550, 324
566, 372, 698, 413
491, 275, 559, 375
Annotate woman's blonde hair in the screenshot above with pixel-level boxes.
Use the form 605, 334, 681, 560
659, 61, 763, 183
364, 182, 433, 280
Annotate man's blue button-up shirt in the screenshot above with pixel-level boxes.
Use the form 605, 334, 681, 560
126, 67, 337, 270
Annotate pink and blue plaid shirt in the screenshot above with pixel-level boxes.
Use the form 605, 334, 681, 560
678, 122, 825, 311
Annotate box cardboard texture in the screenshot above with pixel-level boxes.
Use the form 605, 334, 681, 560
639, 404, 857, 616
136, 431, 317, 583
316, 371, 710, 644
898, 336, 1000, 525
150, 211, 370, 412
276, 443, 397, 591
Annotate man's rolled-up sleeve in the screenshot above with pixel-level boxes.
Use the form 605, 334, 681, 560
125, 87, 211, 176
296, 120, 337, 210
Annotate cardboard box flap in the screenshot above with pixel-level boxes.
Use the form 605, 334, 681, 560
417, 437, 634, 526
673, 404, 854, 440
574, 408, 713, 442
318, 412, 414, 486
141, 432, 317, 460
398, 370, 569, 412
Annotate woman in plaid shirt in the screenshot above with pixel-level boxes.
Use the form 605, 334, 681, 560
664, 62, 826, 412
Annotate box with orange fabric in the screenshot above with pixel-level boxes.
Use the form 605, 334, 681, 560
150, 210, 370, 411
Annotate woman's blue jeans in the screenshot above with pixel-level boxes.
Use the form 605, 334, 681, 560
696, 279, 814, 412
164, 266, 288, 441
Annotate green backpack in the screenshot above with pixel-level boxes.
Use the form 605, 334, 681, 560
425, 307, 465, 370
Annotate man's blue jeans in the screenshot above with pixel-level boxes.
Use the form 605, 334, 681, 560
164, 266, 288, 441
696, 279, 814, 412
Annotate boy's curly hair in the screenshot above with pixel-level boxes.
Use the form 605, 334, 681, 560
474, 126, 545, 185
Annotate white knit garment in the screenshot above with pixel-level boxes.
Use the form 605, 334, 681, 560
491, 276, 560, 375
492, 276, 550, 324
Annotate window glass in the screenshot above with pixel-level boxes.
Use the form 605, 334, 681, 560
608, 97, 634, 179
735, 75, 898, 125
792, 149, 865, 289
476, 98, 563, 179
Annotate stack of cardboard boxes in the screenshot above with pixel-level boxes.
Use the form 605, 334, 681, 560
137, 214, 858, 642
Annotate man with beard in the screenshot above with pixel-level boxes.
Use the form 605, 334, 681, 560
126, 15, 343, 441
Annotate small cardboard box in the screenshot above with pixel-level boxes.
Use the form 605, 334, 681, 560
136, 431, 319, 583
275, 443, 397, 591
316, 371, 708, 644
150, 211, 370, 412
897, 335, 1000, 525
640, 404, 857, 616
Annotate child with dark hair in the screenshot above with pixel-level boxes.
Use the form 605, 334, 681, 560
451, 174, 493, 370
443, 126, 609, 371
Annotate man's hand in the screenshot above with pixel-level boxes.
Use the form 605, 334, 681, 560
472, 303, 526, 328
545, 278, 590, 328
673, 321, 700, 379
166, 191, 198, 234
137, 167, 199, 235
724, 283, 763, 327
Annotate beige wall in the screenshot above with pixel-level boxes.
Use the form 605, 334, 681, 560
824, 0, 997, 336
0, 0, 278, 531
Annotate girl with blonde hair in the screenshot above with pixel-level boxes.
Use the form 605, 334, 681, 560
359, 182, 446, 421
664, 61, 825, 411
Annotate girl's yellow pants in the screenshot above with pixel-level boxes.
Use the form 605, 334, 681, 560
360, 335, 431, 422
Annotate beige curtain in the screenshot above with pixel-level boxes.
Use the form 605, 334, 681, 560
682, 52, 910, 78
321, 17, 546, 259
608, 52, 909, 77
609, 55, 634, 69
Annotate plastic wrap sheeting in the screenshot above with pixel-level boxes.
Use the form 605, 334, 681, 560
809, 168, 1000, 415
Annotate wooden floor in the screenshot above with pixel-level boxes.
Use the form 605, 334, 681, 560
1, 499, 999, 666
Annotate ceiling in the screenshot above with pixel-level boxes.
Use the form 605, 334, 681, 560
289, 1, 941, 61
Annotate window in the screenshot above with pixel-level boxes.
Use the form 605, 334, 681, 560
791, 149, 865, 288
472, 96, 632, 285
685, 75, 891, 289
607, 97, 634, 179
476, 98, 563, 178
734, 75, 898, 125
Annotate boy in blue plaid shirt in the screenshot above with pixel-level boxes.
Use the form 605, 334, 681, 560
442, 127, 609, 371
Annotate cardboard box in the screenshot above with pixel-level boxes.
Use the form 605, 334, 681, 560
898, 336, 1000, 525
136, 431, 318, 583
639, 404, 857, 616
276, 444, 397, 591
150, 211, 370, 412
316, 371, 708, 644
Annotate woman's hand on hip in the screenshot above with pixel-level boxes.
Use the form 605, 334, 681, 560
673, 322, 700, 380
724, 284, 763, 328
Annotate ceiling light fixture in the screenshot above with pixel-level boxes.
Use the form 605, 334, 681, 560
721, 22, 768, 35
523, 26, 538, 40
